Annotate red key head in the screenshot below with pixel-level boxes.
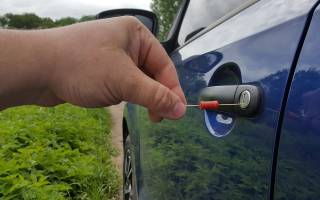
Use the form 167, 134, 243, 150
199, 101, 220, 110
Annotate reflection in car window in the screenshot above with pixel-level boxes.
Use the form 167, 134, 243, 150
178, 0, 249, 45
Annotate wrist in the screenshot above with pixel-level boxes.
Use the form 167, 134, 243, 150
26, 29, 64, 106
0, 29, 58, 108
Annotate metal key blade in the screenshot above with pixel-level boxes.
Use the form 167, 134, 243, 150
186, 103, 240, 107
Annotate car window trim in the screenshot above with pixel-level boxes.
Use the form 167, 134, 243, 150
174, 0, 259, 53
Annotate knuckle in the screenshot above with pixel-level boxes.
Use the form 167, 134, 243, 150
123, 16, 142, 28
152, 85, 174, 111
121, 70, 142, 101
124, 16, 150, 37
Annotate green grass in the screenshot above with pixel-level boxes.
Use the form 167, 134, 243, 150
0, 104, 120, 200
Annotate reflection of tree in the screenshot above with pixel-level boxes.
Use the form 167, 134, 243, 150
261, 69, 320, 131
259, 69, 320, 130
285, 69, 320, 132
137, 51, 273, 200
260, 69, 288, 109
139, 107, 272, 200
275, 69, 320, 200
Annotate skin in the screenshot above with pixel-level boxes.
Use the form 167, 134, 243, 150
0, 17, 186, 122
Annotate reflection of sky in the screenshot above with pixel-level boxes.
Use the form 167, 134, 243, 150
178, 0, 317, 60
178, 0, 248, 44
198, 15, 307, 83
294, 7, 320, 72
175, 0, 317, 83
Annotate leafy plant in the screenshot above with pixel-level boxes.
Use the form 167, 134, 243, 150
0, 104, 120, 199
151, 0, 183, 41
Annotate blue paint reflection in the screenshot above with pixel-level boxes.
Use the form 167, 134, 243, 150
183, 52, 223, 73
285, 69, 320, 132
275, 8, 320, 200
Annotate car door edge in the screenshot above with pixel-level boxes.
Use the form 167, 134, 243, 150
269, 1, 320, 199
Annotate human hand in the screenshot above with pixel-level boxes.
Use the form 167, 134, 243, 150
42, 17, 186, 121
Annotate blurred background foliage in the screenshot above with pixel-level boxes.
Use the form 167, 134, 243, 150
0, 13, 94, 29
151, 0, 182, 40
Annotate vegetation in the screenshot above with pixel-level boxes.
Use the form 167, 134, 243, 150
0, 105, 119, 199
151, 0, 182, 40
0, 13, 95, 29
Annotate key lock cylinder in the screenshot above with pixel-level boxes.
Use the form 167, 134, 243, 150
196, 85, 262, 117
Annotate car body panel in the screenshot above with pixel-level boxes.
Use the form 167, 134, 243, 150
124, 0, 319, 199
274, 5, 320, 200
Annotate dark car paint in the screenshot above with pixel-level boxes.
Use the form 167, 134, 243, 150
123, 0, 319, 199
274, 6, 320, 200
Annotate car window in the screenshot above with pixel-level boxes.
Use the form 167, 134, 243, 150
178, 0, 250, 45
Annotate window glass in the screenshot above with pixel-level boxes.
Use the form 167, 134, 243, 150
178, 0, 249, 45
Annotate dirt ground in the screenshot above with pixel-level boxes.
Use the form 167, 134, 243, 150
107, 103, 125, 200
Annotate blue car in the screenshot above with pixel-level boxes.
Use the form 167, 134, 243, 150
99, 0, 320, 199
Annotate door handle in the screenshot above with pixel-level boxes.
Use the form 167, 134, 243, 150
200, 85, 262, 117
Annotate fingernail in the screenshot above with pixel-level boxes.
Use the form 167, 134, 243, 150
170, 102, 186, 119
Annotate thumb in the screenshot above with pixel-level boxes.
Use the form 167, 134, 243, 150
123, 69, 186, 120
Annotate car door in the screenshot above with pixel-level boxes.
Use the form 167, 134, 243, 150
125, 0, 319, 199
274, 4, 320, 200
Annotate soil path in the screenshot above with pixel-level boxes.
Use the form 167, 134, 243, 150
107, 103, 125, 200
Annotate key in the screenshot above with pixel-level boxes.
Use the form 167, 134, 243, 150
186, 101, 240, 110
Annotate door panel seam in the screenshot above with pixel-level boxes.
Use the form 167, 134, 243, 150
269, 1, 320, 200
